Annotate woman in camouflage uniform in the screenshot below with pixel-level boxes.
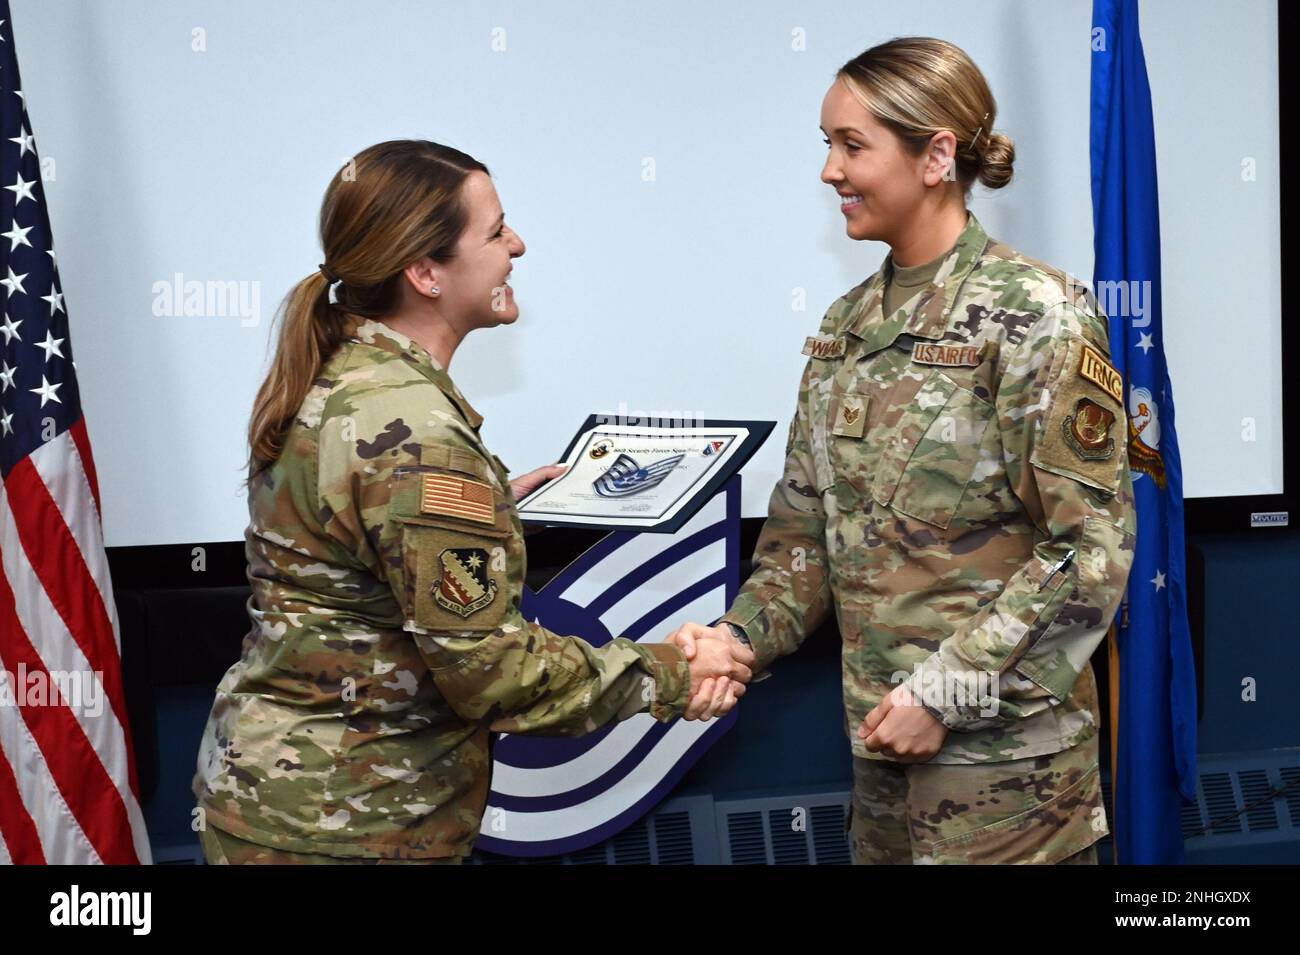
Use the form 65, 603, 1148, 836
193, 141, 754, 864
669, 38, 1136, 864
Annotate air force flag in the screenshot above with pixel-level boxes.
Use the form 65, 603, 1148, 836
476, 477, 743, 857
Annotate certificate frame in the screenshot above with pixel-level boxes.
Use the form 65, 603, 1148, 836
515, 414, 775, 534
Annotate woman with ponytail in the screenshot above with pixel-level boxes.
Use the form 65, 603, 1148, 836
193, 140, 754, 864
670, 38, 1137, 864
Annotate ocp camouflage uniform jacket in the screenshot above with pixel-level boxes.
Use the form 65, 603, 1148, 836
194, 317, 690, 858
722, 212, 1137, 764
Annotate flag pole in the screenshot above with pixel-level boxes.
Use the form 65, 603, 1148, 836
1107, 619, 1121, 864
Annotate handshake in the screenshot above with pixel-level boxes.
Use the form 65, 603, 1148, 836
663, 622, 756, 722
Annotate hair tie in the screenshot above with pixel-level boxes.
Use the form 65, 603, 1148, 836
319, 262, 339, 284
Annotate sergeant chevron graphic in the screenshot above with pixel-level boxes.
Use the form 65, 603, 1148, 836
477, 477, 742, 857
592, 452, 685, 497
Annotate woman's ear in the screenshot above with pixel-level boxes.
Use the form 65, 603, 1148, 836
923, 130, 959, 188
403, 257, 442, 300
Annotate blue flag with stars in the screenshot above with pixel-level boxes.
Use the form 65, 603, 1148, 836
1091, 0, 1199, 864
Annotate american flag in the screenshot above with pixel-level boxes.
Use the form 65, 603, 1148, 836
0, 6, 150, 864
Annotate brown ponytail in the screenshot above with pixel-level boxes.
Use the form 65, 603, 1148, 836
246, 140, 489, 477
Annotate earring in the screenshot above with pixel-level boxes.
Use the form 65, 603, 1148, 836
430, 286, 440, 295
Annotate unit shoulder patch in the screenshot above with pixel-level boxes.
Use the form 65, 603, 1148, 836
1062, 397, 1117, 460
433, 547, 499, 618
1029, 334, 1126, 494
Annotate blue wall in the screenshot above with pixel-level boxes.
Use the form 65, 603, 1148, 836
1191, 533, 1300, 755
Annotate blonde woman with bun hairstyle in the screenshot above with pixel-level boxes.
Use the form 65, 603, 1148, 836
668, 37, 1136, 864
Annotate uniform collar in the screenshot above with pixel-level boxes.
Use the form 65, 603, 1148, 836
344, 316, 485, 431
842, 211, 991, 347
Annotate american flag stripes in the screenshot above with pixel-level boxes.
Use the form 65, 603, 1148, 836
0, 5, 151, 865
421, 473, 495, 525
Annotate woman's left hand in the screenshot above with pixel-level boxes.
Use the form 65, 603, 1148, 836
858, 684, 949, 762
509, 464, 568, 501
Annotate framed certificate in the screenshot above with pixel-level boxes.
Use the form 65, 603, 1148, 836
515, 415, 775, 533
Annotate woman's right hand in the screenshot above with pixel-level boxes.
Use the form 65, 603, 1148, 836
509, 463, 567, 501
667, 624, 755, 721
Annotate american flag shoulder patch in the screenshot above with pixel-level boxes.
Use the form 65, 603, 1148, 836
420, 473, 496, 525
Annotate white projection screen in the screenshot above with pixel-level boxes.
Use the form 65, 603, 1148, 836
11, 0, 1283, 546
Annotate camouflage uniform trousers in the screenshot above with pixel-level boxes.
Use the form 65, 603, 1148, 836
199, 825, 464, 865
848, 731, 1107, 864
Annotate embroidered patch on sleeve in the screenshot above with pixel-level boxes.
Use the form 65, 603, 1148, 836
1062, 398, 1117, 460
1078, 342, 1123, 403
1030, 335, 1126, 494
421, 473, 495, 525
433, 547, 499, 618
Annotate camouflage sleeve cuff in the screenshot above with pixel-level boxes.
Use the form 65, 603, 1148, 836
627, 641, 690, 721
902, 650, 1003, 732
721, 604, 779, 676
902, 666, 966, 731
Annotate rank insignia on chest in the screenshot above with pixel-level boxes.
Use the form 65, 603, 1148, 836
802, 335, 847, 360
421, 473, 495, 524
910, 341, 981, 367
433, 547, 499, 618
1062, 398, 1116, 460
832, 394, 868, 438
1078, 344, 1124, 403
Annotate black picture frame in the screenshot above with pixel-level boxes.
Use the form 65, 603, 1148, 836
516, 414, 776, 535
